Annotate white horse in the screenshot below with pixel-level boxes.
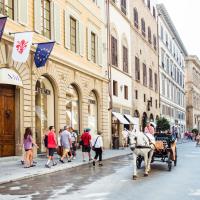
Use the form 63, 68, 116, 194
129, 130, 155, 180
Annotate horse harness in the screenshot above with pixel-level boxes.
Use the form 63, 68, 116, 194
135, 133, 155, 149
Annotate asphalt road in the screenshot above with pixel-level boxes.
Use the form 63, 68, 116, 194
0, 141, 200, 200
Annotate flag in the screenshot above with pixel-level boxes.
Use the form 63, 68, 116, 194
12, 32, 33, 63
34, 42, 55, 68
0, 17, 7, 41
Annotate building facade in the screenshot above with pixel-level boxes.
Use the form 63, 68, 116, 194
109, 0, 133, 147
157, 4, 188, 136
0, 0, 110, 157
185, 56, 200, 131
130, 0, 160, 131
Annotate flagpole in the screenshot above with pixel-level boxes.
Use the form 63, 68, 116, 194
9, 31, 34, 35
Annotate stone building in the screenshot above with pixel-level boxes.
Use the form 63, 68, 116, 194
185, 56, 200, 132
157, 4, 188, 136
130, 0, 160, 131
0, 0, 110, 157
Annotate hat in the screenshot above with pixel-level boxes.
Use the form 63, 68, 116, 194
64, 125, 70, 130
84, 128, 91, 132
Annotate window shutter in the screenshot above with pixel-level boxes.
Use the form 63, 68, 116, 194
79, 21, 84, 56
87, 27, 91, 60
53, 2, 61, 44
18, 0, 28, 25
34, 0, 42, 33
65, 9, 70, 49
98, 34, 103, 66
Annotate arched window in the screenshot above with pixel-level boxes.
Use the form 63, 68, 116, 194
148, 27, 151, 44
133, 8, 138, 28
141, 18, 146, 37
153, 6, 156, 18
147, 0, 151, 10
66, 84, 80, 134
153, 34, 157, 50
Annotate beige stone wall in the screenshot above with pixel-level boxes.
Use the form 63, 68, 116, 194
0, 0, 110, 156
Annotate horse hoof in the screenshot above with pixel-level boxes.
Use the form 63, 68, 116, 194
144, 173, 148, 177
133, 175, 137, 180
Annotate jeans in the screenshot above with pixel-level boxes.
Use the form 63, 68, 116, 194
94, 148, 102, 161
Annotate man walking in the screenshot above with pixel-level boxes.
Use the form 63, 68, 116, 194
60, 126, 72, 163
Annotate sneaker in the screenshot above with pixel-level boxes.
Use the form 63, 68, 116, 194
99, 163, 103, 167
53, 162, 57, 166
93, 161, 95, 166
30, 164, 36, 167
73, 157, 76, 160
68, 160, 72, 162
83, 159, 86, 162
21, 160, 24, 165
59, 159, 64, 163
45, 164, 51, 168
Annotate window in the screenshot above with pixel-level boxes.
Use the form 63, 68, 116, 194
0, 0, 14, 19
141, 18, 146, 37
135, 56, 140, 81
135, 90, 138, 99
144, 94, 146, 102
143, 63, 147, 86
160, 26, 163, 40
154, 73, 158, 92
124, 85, 128, 100
153, 35, 157, 50
41, 0, 51, 39
150, 97, 152, 106
148, 27, 152, 44
134, 8, 138, 28
161, 50, 165, 67
113, 80, 118, 96
121, 0, 127, 15
153, 7, 156, 18
149, 68, 153, 89
123, 46, 128, 73
70, 17, 77, 52
91, 32, 96, 63
147, 0, 151, 10
111, 36, 118, 66
155, 99, 158, 108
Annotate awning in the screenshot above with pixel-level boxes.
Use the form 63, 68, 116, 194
112, 112, 129, 124
0, 68, 23, 87
124, 114, 137, 124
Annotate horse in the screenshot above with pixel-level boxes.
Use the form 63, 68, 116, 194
129, 130, 155, 180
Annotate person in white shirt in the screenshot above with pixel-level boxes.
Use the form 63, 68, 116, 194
69, 127, 77, 159
92, 131, 104, 166
122, 128, 129, 148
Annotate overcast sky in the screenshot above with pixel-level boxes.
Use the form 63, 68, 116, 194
157, 0, 200, 57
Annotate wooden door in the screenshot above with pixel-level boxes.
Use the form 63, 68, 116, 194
0, 85, 15, 157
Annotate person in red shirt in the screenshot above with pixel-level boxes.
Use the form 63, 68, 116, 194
144, 122, 155, 135
45, 126, 57, 168
81, 128, 92, 162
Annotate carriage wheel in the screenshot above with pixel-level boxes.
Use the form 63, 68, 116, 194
136, 156, 142, 169
167, 152, 172, 171
174, 147, 177, 166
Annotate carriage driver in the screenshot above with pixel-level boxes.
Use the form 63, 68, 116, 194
144, 121, 155, 135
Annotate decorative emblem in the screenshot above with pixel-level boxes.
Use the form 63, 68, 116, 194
16, 39, 28, 54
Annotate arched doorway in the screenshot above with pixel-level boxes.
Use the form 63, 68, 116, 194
35, 76, 55, 153
66, 84, 80, 134
142, 112, 148, 131
88, 91, 98, 137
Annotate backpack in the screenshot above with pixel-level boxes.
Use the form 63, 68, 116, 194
44, 135, 48, 147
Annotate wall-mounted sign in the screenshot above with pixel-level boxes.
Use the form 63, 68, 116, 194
36, 87, 51, 95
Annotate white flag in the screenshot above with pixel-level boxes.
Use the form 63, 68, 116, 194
12, 32, 33, 63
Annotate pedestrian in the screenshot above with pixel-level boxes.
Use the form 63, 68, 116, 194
81, 128, 92, 162
23, 127, 38, 168
45, 126, 57, 168
57, 129, 63, 158
122, 128, 128, 148
92, 131, 104, 167
69, 127, 77, 160
59, 126, 72, 163
43, 128, 49, 157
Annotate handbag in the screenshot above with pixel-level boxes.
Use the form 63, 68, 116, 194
92, 136, 99, 151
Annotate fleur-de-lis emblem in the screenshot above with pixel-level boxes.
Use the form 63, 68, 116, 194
16, 39, 28, 54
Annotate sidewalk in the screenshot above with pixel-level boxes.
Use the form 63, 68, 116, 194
0, 148, 132, 185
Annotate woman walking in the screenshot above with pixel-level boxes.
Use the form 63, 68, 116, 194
23, 127, 38, 168
45, 126, 57, 168
70, 127, 77, 159
92, 131, 104, 167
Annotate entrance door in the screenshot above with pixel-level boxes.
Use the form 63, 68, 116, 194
0, 85, 15, 157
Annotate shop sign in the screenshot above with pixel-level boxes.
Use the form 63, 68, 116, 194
36, 87, 51, 95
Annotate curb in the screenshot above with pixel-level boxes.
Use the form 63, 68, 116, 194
0, 152, 132, 185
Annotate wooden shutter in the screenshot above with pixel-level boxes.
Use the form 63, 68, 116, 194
87, 27, 91, 60
18, 0, 28, 25
53, 2, 61, 43
65, 9, 70, 49
34, 0, 42, 33
79, 22, 84, 56
98, 34, 103, 66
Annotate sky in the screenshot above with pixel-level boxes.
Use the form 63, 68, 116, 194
157, 0, 200, 57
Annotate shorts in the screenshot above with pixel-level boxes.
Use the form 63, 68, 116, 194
82, 145, 91, 153
49, 148, 55, 156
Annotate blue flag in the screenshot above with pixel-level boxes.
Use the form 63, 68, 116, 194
34, 42, 55, 68
0, 17, 7, 41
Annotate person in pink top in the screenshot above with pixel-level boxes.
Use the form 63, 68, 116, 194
144, 121, 155, 135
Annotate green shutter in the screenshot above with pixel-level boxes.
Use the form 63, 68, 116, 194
53, 2, 61, 43
34, 0, 42, 33
18, 0, 28, 25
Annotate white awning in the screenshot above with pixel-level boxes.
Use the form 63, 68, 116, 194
0, 68, 23, 87
124, 114, 137, 124
112, 112, 129, 124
